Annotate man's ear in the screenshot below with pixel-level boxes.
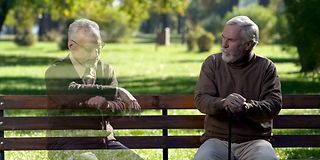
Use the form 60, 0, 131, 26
68, 40, 74, 50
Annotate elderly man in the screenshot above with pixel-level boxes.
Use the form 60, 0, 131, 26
45, 19, 141, 159
194, 16, 281, 160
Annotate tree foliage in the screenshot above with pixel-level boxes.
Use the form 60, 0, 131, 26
2, 0, 191, 44
0, 0, 16, 33
186, 0, 238, 35
73, 0, 149, 42
151, 0, 190, 16
284, 0, 320, 72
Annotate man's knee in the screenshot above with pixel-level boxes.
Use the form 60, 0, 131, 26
194, 149, 219, 160
251, 145, 277, 160
194, 138, 228, 160
245, 140, 278, 160
252, 151, 278, 160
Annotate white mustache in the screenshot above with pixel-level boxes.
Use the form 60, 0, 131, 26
221, 48, 229, 54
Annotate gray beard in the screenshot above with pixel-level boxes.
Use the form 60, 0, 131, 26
221, 50, 241, 63
221, 45, 245, 63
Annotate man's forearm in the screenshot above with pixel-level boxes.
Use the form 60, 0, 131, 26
68, 82, 117, 100
243, 99, 281, 123
195, 93, 225, 115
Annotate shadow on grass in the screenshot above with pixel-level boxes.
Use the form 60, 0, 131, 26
170, 59, 204, 64
281, 79, 320, 94
0, 55, 57, 66
1, 76, 320, 95
0, 76, 197, 95
269, 57, 299, 63
0, 77, 45, 95
118, 76, 197, 95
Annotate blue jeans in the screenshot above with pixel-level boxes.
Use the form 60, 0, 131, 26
194, 138, 278, 160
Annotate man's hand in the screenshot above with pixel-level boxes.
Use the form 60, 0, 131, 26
223, 93, 246, 113
85, 96, 125, 112
118, 87, 141, 111
86, 96, 106, 109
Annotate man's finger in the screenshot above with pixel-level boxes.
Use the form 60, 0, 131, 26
135, 102, 141, 110
231, 93, 246, 102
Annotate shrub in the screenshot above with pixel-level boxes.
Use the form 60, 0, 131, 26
42, 30, 62, 42
186, 31, 197, 51
197, 32, 215, 52
14, 31, 36, 46
186, 25, 205, 51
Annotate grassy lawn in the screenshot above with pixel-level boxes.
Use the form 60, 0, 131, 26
0, 41, 319, 159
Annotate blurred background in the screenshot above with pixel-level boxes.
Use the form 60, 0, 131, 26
1, 0, 319, 95
0, 0, 319, 159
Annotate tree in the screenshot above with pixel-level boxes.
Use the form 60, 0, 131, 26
151, 0, 190, 31
72, 0, 149, 42
186, 0, 238, 35
0, 0, 16, 33
4, 0, 78, 45
119, 0, 151, 31
148, 0, 190, 45
284, 0, 320, 72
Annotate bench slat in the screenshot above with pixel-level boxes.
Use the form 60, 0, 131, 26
273, 115, 320, 128
1, 95, 320, 109
1, 115, 319, 130
1, 135, 319, 150
272, 135, 320, 147
0, 116, 204, 130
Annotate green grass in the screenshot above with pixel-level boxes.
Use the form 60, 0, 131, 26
1, 41, 319, 159
1, 41, 320, 95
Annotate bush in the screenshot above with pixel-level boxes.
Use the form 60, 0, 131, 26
14, 31, 36, 46
223, 4, 277, 44
197, 32, 215, 52
186, 25, 205, 51
42, 30, 62, 42
186, 31, 197, 51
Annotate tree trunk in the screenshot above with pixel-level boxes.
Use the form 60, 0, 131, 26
0, 0, 16, 33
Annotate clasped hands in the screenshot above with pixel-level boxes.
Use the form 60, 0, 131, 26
222, 93, 247, 113
86, 87, 140, 112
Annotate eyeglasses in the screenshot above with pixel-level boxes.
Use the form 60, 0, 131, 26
71, 39, 105, 54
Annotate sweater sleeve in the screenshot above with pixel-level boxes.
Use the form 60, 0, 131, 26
194, 55, 225, 115
243, 61, 282, 123
45, 62, 118, 108
45, 66, 86, 108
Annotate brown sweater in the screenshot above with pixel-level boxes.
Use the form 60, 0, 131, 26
195, 52, 282, 143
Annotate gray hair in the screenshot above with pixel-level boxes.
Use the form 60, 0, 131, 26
226, 16, 259, 45
68, 18, 101, 40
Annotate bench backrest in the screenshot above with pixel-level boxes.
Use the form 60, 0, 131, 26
0, 95, 319, 159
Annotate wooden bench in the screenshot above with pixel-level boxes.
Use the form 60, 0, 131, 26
0, 95, 319, 160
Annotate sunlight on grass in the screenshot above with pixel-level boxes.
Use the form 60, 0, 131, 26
1, 41, 320, 95
1, 41, 320, 159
